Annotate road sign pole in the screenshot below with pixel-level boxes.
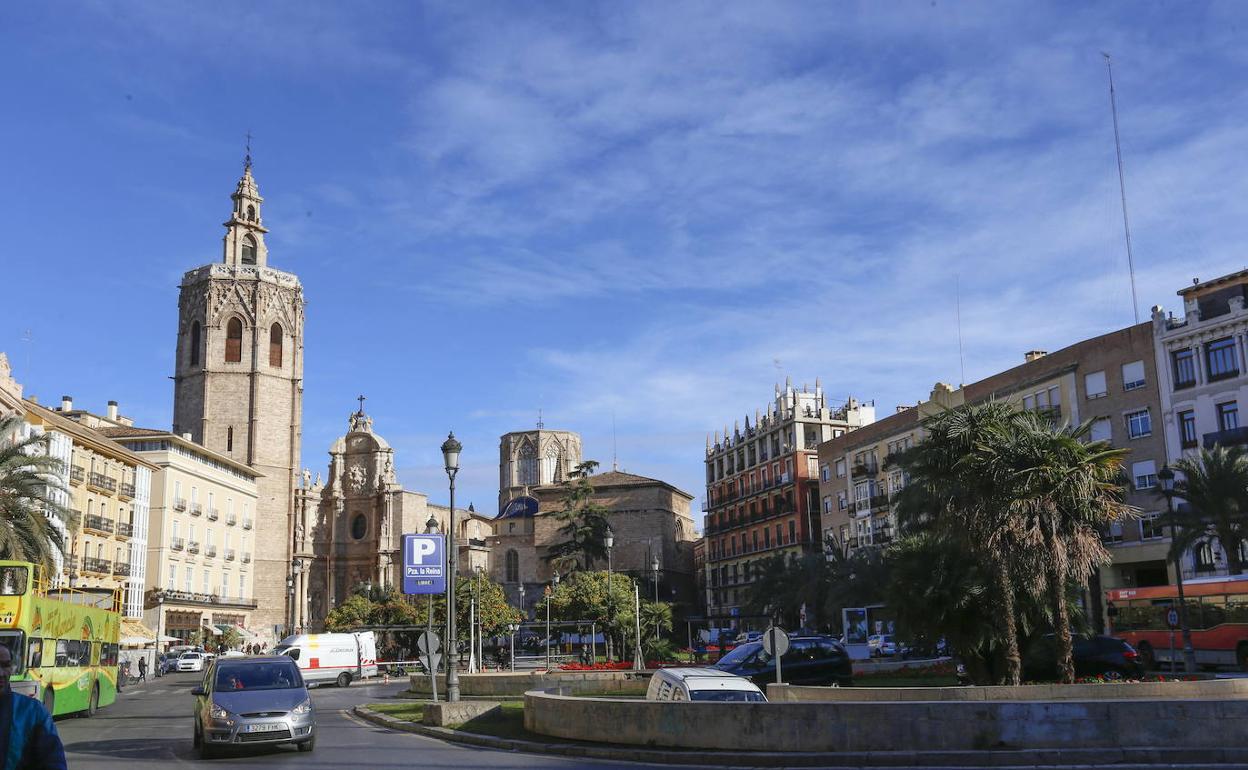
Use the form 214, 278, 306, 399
773, 628, 782, 685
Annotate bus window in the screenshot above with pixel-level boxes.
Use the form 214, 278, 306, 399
55, 640, 69, 667
0, 566, 28, 596
27, 638, 41, 669
0, 631, 24, 675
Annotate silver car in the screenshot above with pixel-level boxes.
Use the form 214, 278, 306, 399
192, 656, 315, 757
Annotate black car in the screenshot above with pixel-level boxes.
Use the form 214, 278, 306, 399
712, 635, 853, 687
1022, 634, 1144, 681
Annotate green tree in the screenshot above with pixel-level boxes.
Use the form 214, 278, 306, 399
549, 570, 636, 659
0, 415, 75, 574
741, 550, 886, 632
324, 594, 375, 632
545, 461, 611, 572
639, 600, 674, 661
1170, 446, 1248, 575
220, 626, 243, 651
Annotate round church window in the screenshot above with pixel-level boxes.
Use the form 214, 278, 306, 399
351, 514, 367, 540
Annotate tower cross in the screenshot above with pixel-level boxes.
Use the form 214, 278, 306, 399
244, 130, 253, 170
357, 394, 366, 413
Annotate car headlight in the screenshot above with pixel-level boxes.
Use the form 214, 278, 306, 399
291, 699, 313, 715
210, 704, 230, 720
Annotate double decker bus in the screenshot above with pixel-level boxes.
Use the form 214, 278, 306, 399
1107, 576, 1248, 670
0, 560, 122, 716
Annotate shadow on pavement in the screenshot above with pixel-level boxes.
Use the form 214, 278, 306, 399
63, 738, 188, 760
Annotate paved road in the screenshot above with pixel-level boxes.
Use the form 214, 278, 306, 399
55, 673, 654, 769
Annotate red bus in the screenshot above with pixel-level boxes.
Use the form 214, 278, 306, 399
1107, 577, 1248, 670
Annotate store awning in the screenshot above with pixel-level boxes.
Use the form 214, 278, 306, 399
233, 625, 257, 641
202, 623, 222, 636
120, 619, 158, 647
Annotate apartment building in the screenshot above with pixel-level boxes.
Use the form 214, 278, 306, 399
818, 323, 1168, 625
704, 380, 874, 621
21, 397, 156, 619
101, 426, 262, 646
1153, 269, 1248, 578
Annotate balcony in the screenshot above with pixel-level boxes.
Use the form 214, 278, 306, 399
242, 518, 253, 530
170, 537, 185, 551
83, 514, 115, 535
117, 521, 134, 538
173, 498, 187, 512
88, 472, 117, 494
190, 503, 203, 517
870, 494, 890, 512
852, 463, 878, 477
81, 556, 112, 575
226, 513, 237, 526
147, 588, 258, 610
224, 548, 236, 561
69, 466, 85, 485
242, 552, 252, 564
206, 545, 217, 558
207, 508, 219, 522
187, 541, 201, 554
113, 562, 131, 577
119, 482, 135, 499
1204, 427, 1248, 449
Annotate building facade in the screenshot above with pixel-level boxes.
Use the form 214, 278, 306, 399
0, 354, 22, 418
498, 428, 582, 511
704, 380, 875, 621
171, 161, 305, 643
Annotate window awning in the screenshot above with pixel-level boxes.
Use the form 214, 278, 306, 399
233, 625, 257, 641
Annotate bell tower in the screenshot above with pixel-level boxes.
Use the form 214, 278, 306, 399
172, 156, 305, 643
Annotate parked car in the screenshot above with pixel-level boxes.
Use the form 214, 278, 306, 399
177, 652, 208, 673
192, 656, 315, 758
733, 631, 763, 646
273, 631, 378, 688
646, 667, 766, 702
712, 635, 853, 687
877, 635, 899, 657
1023, 634, 1144, 681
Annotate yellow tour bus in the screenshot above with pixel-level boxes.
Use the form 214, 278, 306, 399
0, 560, 122, 716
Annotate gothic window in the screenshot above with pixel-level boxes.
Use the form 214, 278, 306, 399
246, 204, 256, 222
227, 426, 234, 452
269, 323, 283, 367
241, 235, 257, 265
518, 445, 538, 486
225, 318, 243, 363
189, 321, 201, 366
541, 448, 559, 484
505, 549, 519, 583
351, 514, 367, 540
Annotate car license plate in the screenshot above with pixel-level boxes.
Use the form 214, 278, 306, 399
244, 722, 285, 733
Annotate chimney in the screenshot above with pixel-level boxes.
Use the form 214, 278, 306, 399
1024, 350, 1048, 363
60, 395, 73, 412
182, 432, 193, 441
107, 400, 118, 421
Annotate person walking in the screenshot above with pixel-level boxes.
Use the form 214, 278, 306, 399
0, 645, 67, 770
137, 656, 147, 683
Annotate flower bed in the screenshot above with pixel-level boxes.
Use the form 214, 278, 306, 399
558, 660, 676, 671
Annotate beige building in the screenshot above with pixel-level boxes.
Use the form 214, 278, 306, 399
171, 159, 305, 643
98, 426, 263, 646
0, 354, 22, 418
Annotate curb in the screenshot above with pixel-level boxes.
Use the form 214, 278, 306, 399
350, 706, 1248, 768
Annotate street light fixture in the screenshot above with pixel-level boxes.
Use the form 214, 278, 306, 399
441, 431, 462, 702
605, 526, 615, 661
1158, 465, 1198, 674
650, 554, 661, 642
507, 623, 520, 671
546, 570, 560, 671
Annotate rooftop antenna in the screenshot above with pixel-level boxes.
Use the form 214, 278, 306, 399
536, 407, 544, 430
612, 410, 619, 472
1102, 52, 1141, 324
955, 274, 967, 386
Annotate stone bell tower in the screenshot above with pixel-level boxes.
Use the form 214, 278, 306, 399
172, 154, 305, 643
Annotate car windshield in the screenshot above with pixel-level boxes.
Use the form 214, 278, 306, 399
690, 690, 765, 702
215, 662, 303, 691
714, 641, 762, 667
182, 653, 201, 659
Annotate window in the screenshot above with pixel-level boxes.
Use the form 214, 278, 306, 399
1218, 401, 1240, 432
837, 491, 847, 510
822, 496, 832, 514
505, 550, 519, 583
227, 426, 233, 452
517, 445, 538, 486
189, 321, 201, 367
1172, 348, 1196, 389
167, 564, 175, 590
1132, 460, 1157, 490
239, 572, 246, 598
1126, 409, 1152, 439
788, 520, 796, 543
27, 638, 42, 669
225, 318, 243, 363
203, 570, 210, 594
269, 323, 283, 367
184, 566, 192, 592
835, 459, 845, 478
246, 204, 256, 222
1206, 338, 1239, 381
1085, 371, 1107, 399
1179, 410, 1197, 448
1090, 418, 1112, 443
222, 572, 230, 600
351, 514, 367, 540
1121, 361, 1146, 391
820, 464, 830, 483
1103, 520, 1124, 544
55, 640, 68, 667
241, 234, 257, 265
1140, 513, 1165, 540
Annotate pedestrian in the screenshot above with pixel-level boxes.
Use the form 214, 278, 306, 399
118, 660, 129, 692
0, 644, 67, 770
137, 656, 147, 683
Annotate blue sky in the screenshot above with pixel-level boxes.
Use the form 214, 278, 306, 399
4, 2, 1248, 524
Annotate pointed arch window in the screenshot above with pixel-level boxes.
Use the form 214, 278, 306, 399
518, 444, 538, 486
269, 323, 283, 367
189, 321, 201, 367
246, 204, 256, 222
225, 318, 243, 363
505, 549, 519, 583
241, 235, 257, 265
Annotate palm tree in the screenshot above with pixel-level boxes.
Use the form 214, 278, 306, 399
1170, 446, 1248, 575
0, 415, 74, 574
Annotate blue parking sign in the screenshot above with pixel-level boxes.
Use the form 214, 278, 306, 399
402, 534, 446, 594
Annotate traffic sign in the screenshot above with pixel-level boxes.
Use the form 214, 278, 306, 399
418, 631, 440, 655
402, 534, 446, 594
1166, 608, 1180, 630
763, 626, 789, 656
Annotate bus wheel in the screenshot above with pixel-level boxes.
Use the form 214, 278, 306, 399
84, 684, 99, 717
1136, 642, 1156, 670
336, 672, 352, 688
41, 687, 54, 717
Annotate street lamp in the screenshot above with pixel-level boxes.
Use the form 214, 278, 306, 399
288, 558, 304, 635
605, 526, 615, 661
441, 431, 462, 702
507, 623, 520, 671
1159, 465, 1198, 674
650, 554, 661, 642
546, 570, 560, 671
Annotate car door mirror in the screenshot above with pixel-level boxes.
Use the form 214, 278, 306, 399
191, 686, 206, 696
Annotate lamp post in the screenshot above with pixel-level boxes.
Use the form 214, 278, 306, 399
441, 432, 462, 702
605, 526, 615, 661
650, 554, 661, 643
545, 570, 560, 671
507, 623, 519, 671
1159, 465, 1198, 674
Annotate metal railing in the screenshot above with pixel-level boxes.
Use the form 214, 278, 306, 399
242, 518, 253, 530
171, 537, 185, 551
1204, 427, 1248, 449
113, 563, 131, 577
70, 466, 85, 484
119, 482, 135, 499
173, 498, 187, 512
242, 553, 252, 564
206, 545, 217, 558
187, 541, 200, 554
207, 508, 219, 521
117, 522, 134, 538
226, 514, 237, 525
190, 503, 203, 516
224, 549, 236, 561
88, 472, 117, 493
84, 514, 115, 534
82, 556, 112, 574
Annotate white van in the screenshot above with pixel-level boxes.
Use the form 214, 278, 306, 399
645, 667, 767, 702
273, 631, 378, 687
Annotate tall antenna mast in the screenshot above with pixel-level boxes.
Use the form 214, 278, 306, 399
955, 275, 966, 386
1103, 52, 1141, 324
612, 410, 619, 471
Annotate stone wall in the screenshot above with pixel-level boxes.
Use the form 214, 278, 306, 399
770, 678, 1248, 702
408, 670, 651, 698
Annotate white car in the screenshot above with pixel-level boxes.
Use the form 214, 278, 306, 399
646, 667, 767, 702
878, 635, 899, 657
177, 652, 207, 672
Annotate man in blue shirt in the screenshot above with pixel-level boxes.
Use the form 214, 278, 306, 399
0, 644, 66, 770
